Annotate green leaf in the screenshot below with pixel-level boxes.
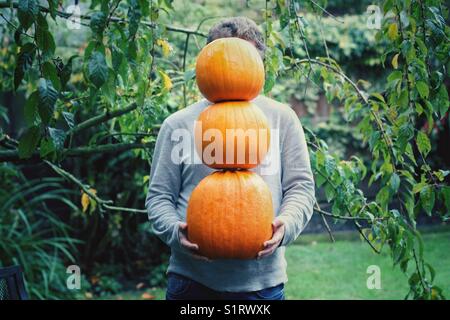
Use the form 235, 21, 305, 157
38, 78, 57, 109
416, 131, 431, 156
376, 186, 390, 209
324, 156, 337, 176
416, 81, 429, 99
420, 186, 435, 216
36, 26, 56, 59
387, 70, 402, 83
368, 131, 380, 150
404, 143, 417, 165
324, 183, 335, 202
111, 45, 124, 70
48, 127, 66, 150
14, 43, 36, 90
62, 112, 75, 129
408, 272, 420, 287
39, 137, 55, 157
36, 12, 48, 29
315, 173, 326, 188
370, 92, 385, 103
415, 37, 427, 56
37, 78, 58, 124
90, 11, 107, 36
18, 125, 41, 159
316, 150, 325, 168
398, 90, 409, 108
42, 61, 61, 91
415, 102, 423, 115
18, 0, 39, 30
127, 40, 138, 62
413, 181, 427, 194
59, 56, 77, 89
128, 0, 142, 38
263, 72, 276, 94
46, 0, 58, 19
390, 173, 400, 193
24, 91, 39, 126
88, 52, 109, 88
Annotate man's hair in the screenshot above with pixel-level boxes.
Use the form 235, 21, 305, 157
207, 17, 266, 57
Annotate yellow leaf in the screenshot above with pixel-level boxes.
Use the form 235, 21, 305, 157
158, 70, 172, 91
156, 39, 172, 57
81, 192, 90, 213
81, 188, 97, 213
391, 53, 399, 69
387, 23, 398, 40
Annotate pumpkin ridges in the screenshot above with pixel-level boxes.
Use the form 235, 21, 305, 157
187, 170, 274, 259
196, 101, 270, 169
196, 37, 264, 102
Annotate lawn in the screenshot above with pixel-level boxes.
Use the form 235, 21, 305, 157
105, 229, 450, 300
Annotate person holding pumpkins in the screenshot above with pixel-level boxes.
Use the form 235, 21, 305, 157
146, 17, 315, 300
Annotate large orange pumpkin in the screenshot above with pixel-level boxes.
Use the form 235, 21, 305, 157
187, 170, 274, 259
196, 37, 265, 102
195, 101, 270, 169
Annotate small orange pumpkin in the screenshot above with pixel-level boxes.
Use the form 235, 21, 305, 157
195, 101, 270, 169
187, 170, 274, 259
195, 37, 265, 102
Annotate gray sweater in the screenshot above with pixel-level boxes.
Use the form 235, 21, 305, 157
145, 95, 315, 292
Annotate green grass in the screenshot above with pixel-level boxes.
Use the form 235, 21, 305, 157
103, 230, 450, 300
284, 231, 450, 299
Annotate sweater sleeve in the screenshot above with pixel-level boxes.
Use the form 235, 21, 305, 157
145, 120, 184, 250
277, 109, 315, 246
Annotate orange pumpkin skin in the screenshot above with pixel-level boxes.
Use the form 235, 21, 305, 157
187, 170, 274, 259
195, 37, 265, 102
195, 101, 270, 169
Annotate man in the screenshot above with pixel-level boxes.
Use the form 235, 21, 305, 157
146, 17, 315, 300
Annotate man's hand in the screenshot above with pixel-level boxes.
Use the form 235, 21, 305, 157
257, 218, 285, 259
178, 222, 211, 262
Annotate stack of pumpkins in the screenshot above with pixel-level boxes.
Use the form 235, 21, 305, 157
187, 38, 274, 259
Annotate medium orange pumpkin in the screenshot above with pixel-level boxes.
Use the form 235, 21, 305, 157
195, 101, 270, 169
187, 170, 274, 259
195, 37, 265, 102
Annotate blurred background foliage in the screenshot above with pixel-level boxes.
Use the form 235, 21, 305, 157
0, 0, 448, 299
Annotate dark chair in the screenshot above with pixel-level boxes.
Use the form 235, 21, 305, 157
0, 265, 28, 300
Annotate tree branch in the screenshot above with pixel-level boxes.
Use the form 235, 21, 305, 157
315, 202, 335, 242
0, 142, 151, 162
353, 220, 381, 254
68, 102, 138, 135
313, 207, 385, 221
45, 160, 147, 214
308, 0, 344, 23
